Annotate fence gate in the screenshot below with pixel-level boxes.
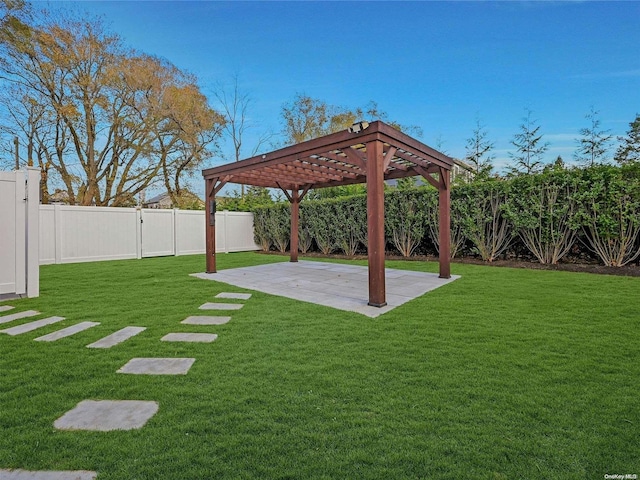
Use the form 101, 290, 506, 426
0, 168, 39, 299
140, 209, 176, 258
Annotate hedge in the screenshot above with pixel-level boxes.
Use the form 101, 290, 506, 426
251, 165, 640, 267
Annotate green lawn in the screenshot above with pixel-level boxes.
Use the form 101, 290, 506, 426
0, 252, 638, 479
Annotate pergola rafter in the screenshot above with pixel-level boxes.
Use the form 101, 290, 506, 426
202, 120, 453, 307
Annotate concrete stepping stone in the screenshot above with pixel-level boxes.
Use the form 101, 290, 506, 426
181, 315, 231, 325
0, 305, 14, 313
86, 326, 146, 349
54, 399, 158, 432
0, 317, 65, 336
0, 469, 97, 479
35, 322, 100, 342
161, 333, 218, 343
0, 310, 39, 325
215, 292, 252, 300
199, 302, 243, 311
117, 358, 195, 375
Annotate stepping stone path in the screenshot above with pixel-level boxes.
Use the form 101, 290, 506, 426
0, 469, 96, 479
0, 316, 65, 336
86, 326, 146, 349
117, 357, 195, 375
181, 316, 231, 325
199, 302, 244, 310
2, 292, 252, 476
216, 292, 252, 300
35, 322, 100, 342
161, 333, 218, 343
54, 400, 159, 431
0, 310, 39, 325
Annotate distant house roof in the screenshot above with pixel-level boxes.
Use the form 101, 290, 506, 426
143, 191, 204, 209
144, 193, 170, 205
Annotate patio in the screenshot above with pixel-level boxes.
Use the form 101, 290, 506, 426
192, 260, 459, 318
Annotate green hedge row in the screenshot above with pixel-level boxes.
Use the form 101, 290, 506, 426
252, 164, 640, 267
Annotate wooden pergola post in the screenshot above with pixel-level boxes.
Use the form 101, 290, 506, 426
366, 140, 387, 307
290, 189, 300, 262
277, 184, 310, 263
205, 176, 228, 274
205, 178, 216, 273
438, 167, 451, 279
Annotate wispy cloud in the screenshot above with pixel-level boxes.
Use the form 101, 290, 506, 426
571, 69, 640, 80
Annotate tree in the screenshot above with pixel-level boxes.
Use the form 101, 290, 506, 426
218, 185, 274, 212
464, 118, 494, 178
281, 94, 422, 145
214, 75, 273, 198
508, 109, 549, 175
574, 107, 612, 166
281, 94, 352, 144
614, 113, 640, 165
0, 9, 222, 205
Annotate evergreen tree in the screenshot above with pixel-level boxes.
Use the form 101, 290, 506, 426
508, 109, 549, 175
614, 113, 640, 165
574, 107, 612, 166
464, 118, 495, 178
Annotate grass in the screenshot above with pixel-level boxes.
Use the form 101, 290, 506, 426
0, 252, 638, 479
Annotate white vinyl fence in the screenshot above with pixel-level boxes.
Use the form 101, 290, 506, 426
39, 206, 259, 265
0, 168, 39, 298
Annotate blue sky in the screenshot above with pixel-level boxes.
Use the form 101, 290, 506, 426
52, 0, 640, 178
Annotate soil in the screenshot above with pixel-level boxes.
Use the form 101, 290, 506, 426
259, 251, 640, 278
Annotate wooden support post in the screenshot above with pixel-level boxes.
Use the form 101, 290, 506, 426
366, 140, 387, 307
438, 167, 451, 279
205, 176, 229, 273
205, 178, 216, 273
290, 189, 300, 262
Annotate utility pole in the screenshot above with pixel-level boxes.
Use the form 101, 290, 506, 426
14, 136, 19, 170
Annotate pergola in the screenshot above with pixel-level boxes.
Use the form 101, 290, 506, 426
202, 120, 453, 308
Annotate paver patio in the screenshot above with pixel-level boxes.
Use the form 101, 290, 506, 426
192, 261, 460, 318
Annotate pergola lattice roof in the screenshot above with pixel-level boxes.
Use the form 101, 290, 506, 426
202, 121, 454, 190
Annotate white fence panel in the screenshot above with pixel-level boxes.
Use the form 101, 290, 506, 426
0, 169, 39, 298
39, 205, 56, 265
38, 206, 259, 265
0, 171, 22, 295
218, 211, 260, 253
55, 205, 139, 263
175, 210, 205, 256
141, 209, 175, 258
